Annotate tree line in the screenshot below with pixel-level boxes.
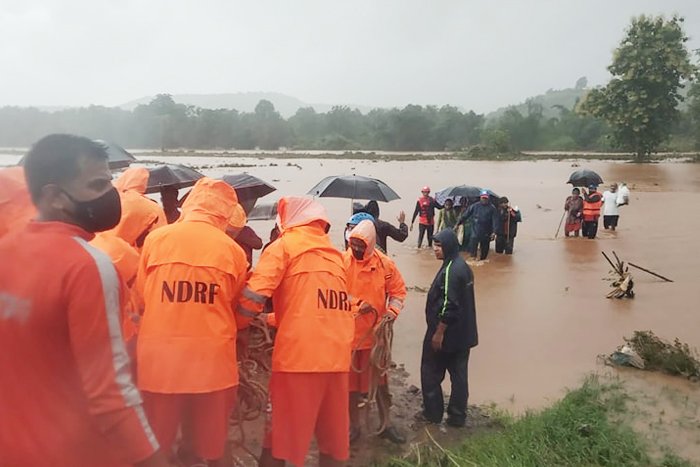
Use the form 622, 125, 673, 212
0, 16, 698, 157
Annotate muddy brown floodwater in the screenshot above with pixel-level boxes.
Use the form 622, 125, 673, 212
6, 154, 699, 461
119, 155, 700, 415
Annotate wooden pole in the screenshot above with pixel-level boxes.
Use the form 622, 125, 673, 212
554, 211, 566, 239
628, 262, 674, 283
601, 251, 619, 273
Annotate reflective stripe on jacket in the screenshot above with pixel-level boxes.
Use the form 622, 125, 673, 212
0, 221, 159, 465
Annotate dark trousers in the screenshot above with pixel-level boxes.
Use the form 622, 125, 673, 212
603, 215, 619, 230
418, 223, 434, 248
582, 219, 599, 239
468, 234, 490, 260
495, 235, 515, 254
420, 341, 470, 426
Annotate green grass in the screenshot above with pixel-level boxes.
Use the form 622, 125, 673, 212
385, 377, 689, 467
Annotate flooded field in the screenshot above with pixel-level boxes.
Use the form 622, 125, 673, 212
4, 153, 700, 414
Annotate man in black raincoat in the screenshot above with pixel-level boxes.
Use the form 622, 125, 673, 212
456, 191, 498, 260
420, 229, 478, 427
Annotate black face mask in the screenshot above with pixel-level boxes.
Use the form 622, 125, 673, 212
352, 249, 364, 261
62, 187, 122, 233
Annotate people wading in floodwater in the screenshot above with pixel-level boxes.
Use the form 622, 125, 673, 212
455, 190, 498, 260
602, 183, 620, 231
494, 197, 522, 255
582, 184, 603, 239
436, 198, 459, 231
564, 187, 584, 237
411, 186, 441, 248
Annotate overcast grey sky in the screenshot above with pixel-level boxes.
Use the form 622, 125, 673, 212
1, 0, 699, 113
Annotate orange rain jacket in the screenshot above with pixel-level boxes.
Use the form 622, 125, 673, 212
238, 196, 355, 373
137, 177, 248, 394
114, 166, 149, 194
0, 166, 36, 240
0, 222, 159, 466
92, 189, 166, 341
344, 220, 406, 350
114, 167, 168, 230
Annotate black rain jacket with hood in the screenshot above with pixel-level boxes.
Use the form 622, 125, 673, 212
425, 229, 479, 352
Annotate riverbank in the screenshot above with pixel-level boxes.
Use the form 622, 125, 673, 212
3, 148, 700, 164
139, 149, 700, 162
384, 373, 697, 467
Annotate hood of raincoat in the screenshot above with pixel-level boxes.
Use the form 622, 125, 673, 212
348, 219, 376, 261
276, 196, 330, 232
229, 203, 247, 230
179, 177, 240, 231
0, 166, 36, 239
365, 200, 380, 219
434, 228, 460, 262
112, 190, 163, 246
114, 167, 149, 194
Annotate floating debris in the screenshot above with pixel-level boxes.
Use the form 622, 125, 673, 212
602, 251, 634, 299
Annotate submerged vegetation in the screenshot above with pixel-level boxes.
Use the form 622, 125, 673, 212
385, 377, 691, 467
626, 331, 700, 379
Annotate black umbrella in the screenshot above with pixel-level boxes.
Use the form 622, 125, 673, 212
145, 164, 205, 194
248, 202, 278, 221
94, 140, 136, 170
307, 175, 400, 202
435, 185, 499, 204
19, 139, 136, 170
221, 173, 276, 201
567, 169, 603, 187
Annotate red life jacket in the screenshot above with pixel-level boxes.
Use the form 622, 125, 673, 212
417, 196, 434, 224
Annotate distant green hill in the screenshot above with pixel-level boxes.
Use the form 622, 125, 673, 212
486, 86, 588, 121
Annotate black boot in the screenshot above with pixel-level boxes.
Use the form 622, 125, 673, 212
379, 425, 406, 444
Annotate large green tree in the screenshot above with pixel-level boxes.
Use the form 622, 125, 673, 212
581, 15, 696, 159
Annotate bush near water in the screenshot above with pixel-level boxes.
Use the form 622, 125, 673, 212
385, 377, 691, 467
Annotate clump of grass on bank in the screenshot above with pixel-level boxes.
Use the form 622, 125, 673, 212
627, 331, 700, 379
385, 377, 690, 467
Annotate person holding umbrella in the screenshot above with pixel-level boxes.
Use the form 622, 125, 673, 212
581, 184, 603, 239
411, 186, 442, 248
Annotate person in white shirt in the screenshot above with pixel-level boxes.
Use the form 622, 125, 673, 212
602, 183, 620, 230
617, 182, 630, 206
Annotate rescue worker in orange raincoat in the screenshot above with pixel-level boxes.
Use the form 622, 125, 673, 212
0, 166, 37, 240
344, 219, 407, 445
114, 166, 168, 230
0, 134, 167, 467
136, 177, 248, 466
92, 190, 165, 343
238, 196, 356, 467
